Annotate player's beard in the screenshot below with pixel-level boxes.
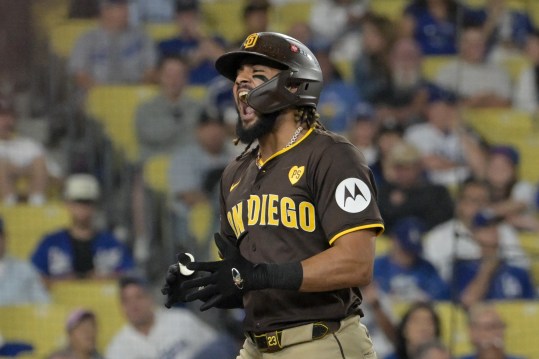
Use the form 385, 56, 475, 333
235, 110, 279, 144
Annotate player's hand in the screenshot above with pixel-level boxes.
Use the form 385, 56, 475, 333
182, 232, 255, 311
161, 253, 197, 308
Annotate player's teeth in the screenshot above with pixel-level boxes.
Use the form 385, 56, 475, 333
239, 91, 248, 101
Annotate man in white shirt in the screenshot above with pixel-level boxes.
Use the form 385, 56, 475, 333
424, 179, 529, 282
435, 25, 512, 108
106, 276, 237, 359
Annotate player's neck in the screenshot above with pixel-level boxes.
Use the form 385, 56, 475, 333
258, 111, 304, 160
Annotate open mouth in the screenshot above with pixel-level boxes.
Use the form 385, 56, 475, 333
237, 89, 256, 123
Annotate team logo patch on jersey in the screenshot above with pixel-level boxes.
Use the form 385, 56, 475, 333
288, 166, 305, 185
335, 178, 371, 213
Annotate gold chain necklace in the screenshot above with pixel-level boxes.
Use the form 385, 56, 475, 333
256, 126, 304, 169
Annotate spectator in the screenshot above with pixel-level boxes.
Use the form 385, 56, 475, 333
414, 340, 452, 359
168, 110, 236, 260
370, 122, 405, 186
31, 174, 135, 282
400, 0, 486, 56
129, 0, 176, 24
376, 38, 430, 126
69, 0, 157, 92
315, 44, 362, 133
347, 102, 379, 166
424, 178, 530, 282
352, 13, 395, 104
233, 0, 272, 48
309, 0, 369, 61
377, 141, 454, 231
484, 145, 539, 232
455, 211, 536, 309
0, 98, 51, 206
134, 56, 201, 163
0, 216, 50, 306
513, 30, 539, 114
374, 217, 450, 302
404, 91, 487, 187
47, 309, 105, 359
434, 25, 512, 108
106, 276, 237, 359
158, 0, 226, 85
482, 0, 535, 63
202, 77, 235, 136
459, 302, 525, 359
386, 301, 442, 359
361, 283, 397, 358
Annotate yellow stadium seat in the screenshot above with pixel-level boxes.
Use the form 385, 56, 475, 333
50, 280, 125, 352
143, 154, 171, 193
422, 56, 456, 81
500, 55, 531, 83
189, 201, 215, 249
495, 301, 539, 358
334, 60, 354, 83
0, 304, 70, 358
202, 1, 244, 43
145, 22, 178, 42
48, 19, 98, 58
375, 235, 391, 257
515, 137, 539, 183
86, 85, 158, 161
371, 0, 407, 21
86, 85, 207, 161
463, 108, 534, 143
0, 204, 70, 260
271, 2, 313, 33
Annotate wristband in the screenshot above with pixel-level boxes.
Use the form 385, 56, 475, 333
253, 262, 303, 291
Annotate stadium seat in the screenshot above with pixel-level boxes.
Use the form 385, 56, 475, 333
86, 85, 207, 162
500, 55, 530, 84
50, 280, 125, 352
48, 19, 97, 58
145, 22, 178, 42
334, 59, 354, 83
421, 56, 456, 81
86, 85, 158, 161
0, 304, 70, 358
0, 204, 70, 260
463, 108, 534, 143
202, 1, 244, 43
271, 2, 313, 33
495, 301, 539, 358
371, 0, 407, 21
143, 154, 171, 193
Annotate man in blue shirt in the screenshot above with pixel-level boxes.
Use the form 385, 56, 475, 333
31, 174, 134, 282
455, 211, 535, 309
374, 217, 450, 302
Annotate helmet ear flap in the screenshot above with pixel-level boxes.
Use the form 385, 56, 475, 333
246, 71, 300, 114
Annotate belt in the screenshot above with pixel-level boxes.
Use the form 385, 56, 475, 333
247, 321, 341, 353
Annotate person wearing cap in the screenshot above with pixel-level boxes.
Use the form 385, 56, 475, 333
454, 210, 535, 309
483, 145, 539, 232
377, 141, 454, 231
404, 87, 487, 187
0, 216, 50, 306
424, 178, 530, 283
158, 0, 227, 85
30, 174, 135, 282
168, 109, 236, 260
314, 44, 362, 133
233, 0, 271, 47
48, 309, 104, 359
69, 0, 157, 91
347, 102, 378, 166
373, 217, 449, 302
106, 276, 237, 359
0, 98, 50, 206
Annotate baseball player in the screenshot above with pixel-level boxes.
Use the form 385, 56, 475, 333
162, 32, 385, 358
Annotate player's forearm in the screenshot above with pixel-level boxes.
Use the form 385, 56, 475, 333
300, 233, 376, 292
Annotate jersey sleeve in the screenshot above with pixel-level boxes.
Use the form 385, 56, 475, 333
30, 237, 51, 276
310, 142, 384, 245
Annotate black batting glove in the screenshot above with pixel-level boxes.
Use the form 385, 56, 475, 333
161, 253, 197, 308
181, 232, 259, 311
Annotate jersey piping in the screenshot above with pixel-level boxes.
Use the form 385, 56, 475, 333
329, 223, 385, 246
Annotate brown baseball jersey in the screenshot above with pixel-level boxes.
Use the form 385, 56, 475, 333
219, 127, 385, 333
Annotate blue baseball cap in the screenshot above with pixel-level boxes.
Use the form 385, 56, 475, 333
354, 102, 375, 121
471, 210, 501, 229
390, 217, 427, 254
490, 145, 519, 166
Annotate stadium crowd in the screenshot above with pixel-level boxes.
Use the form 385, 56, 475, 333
1, 0, 539, 358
